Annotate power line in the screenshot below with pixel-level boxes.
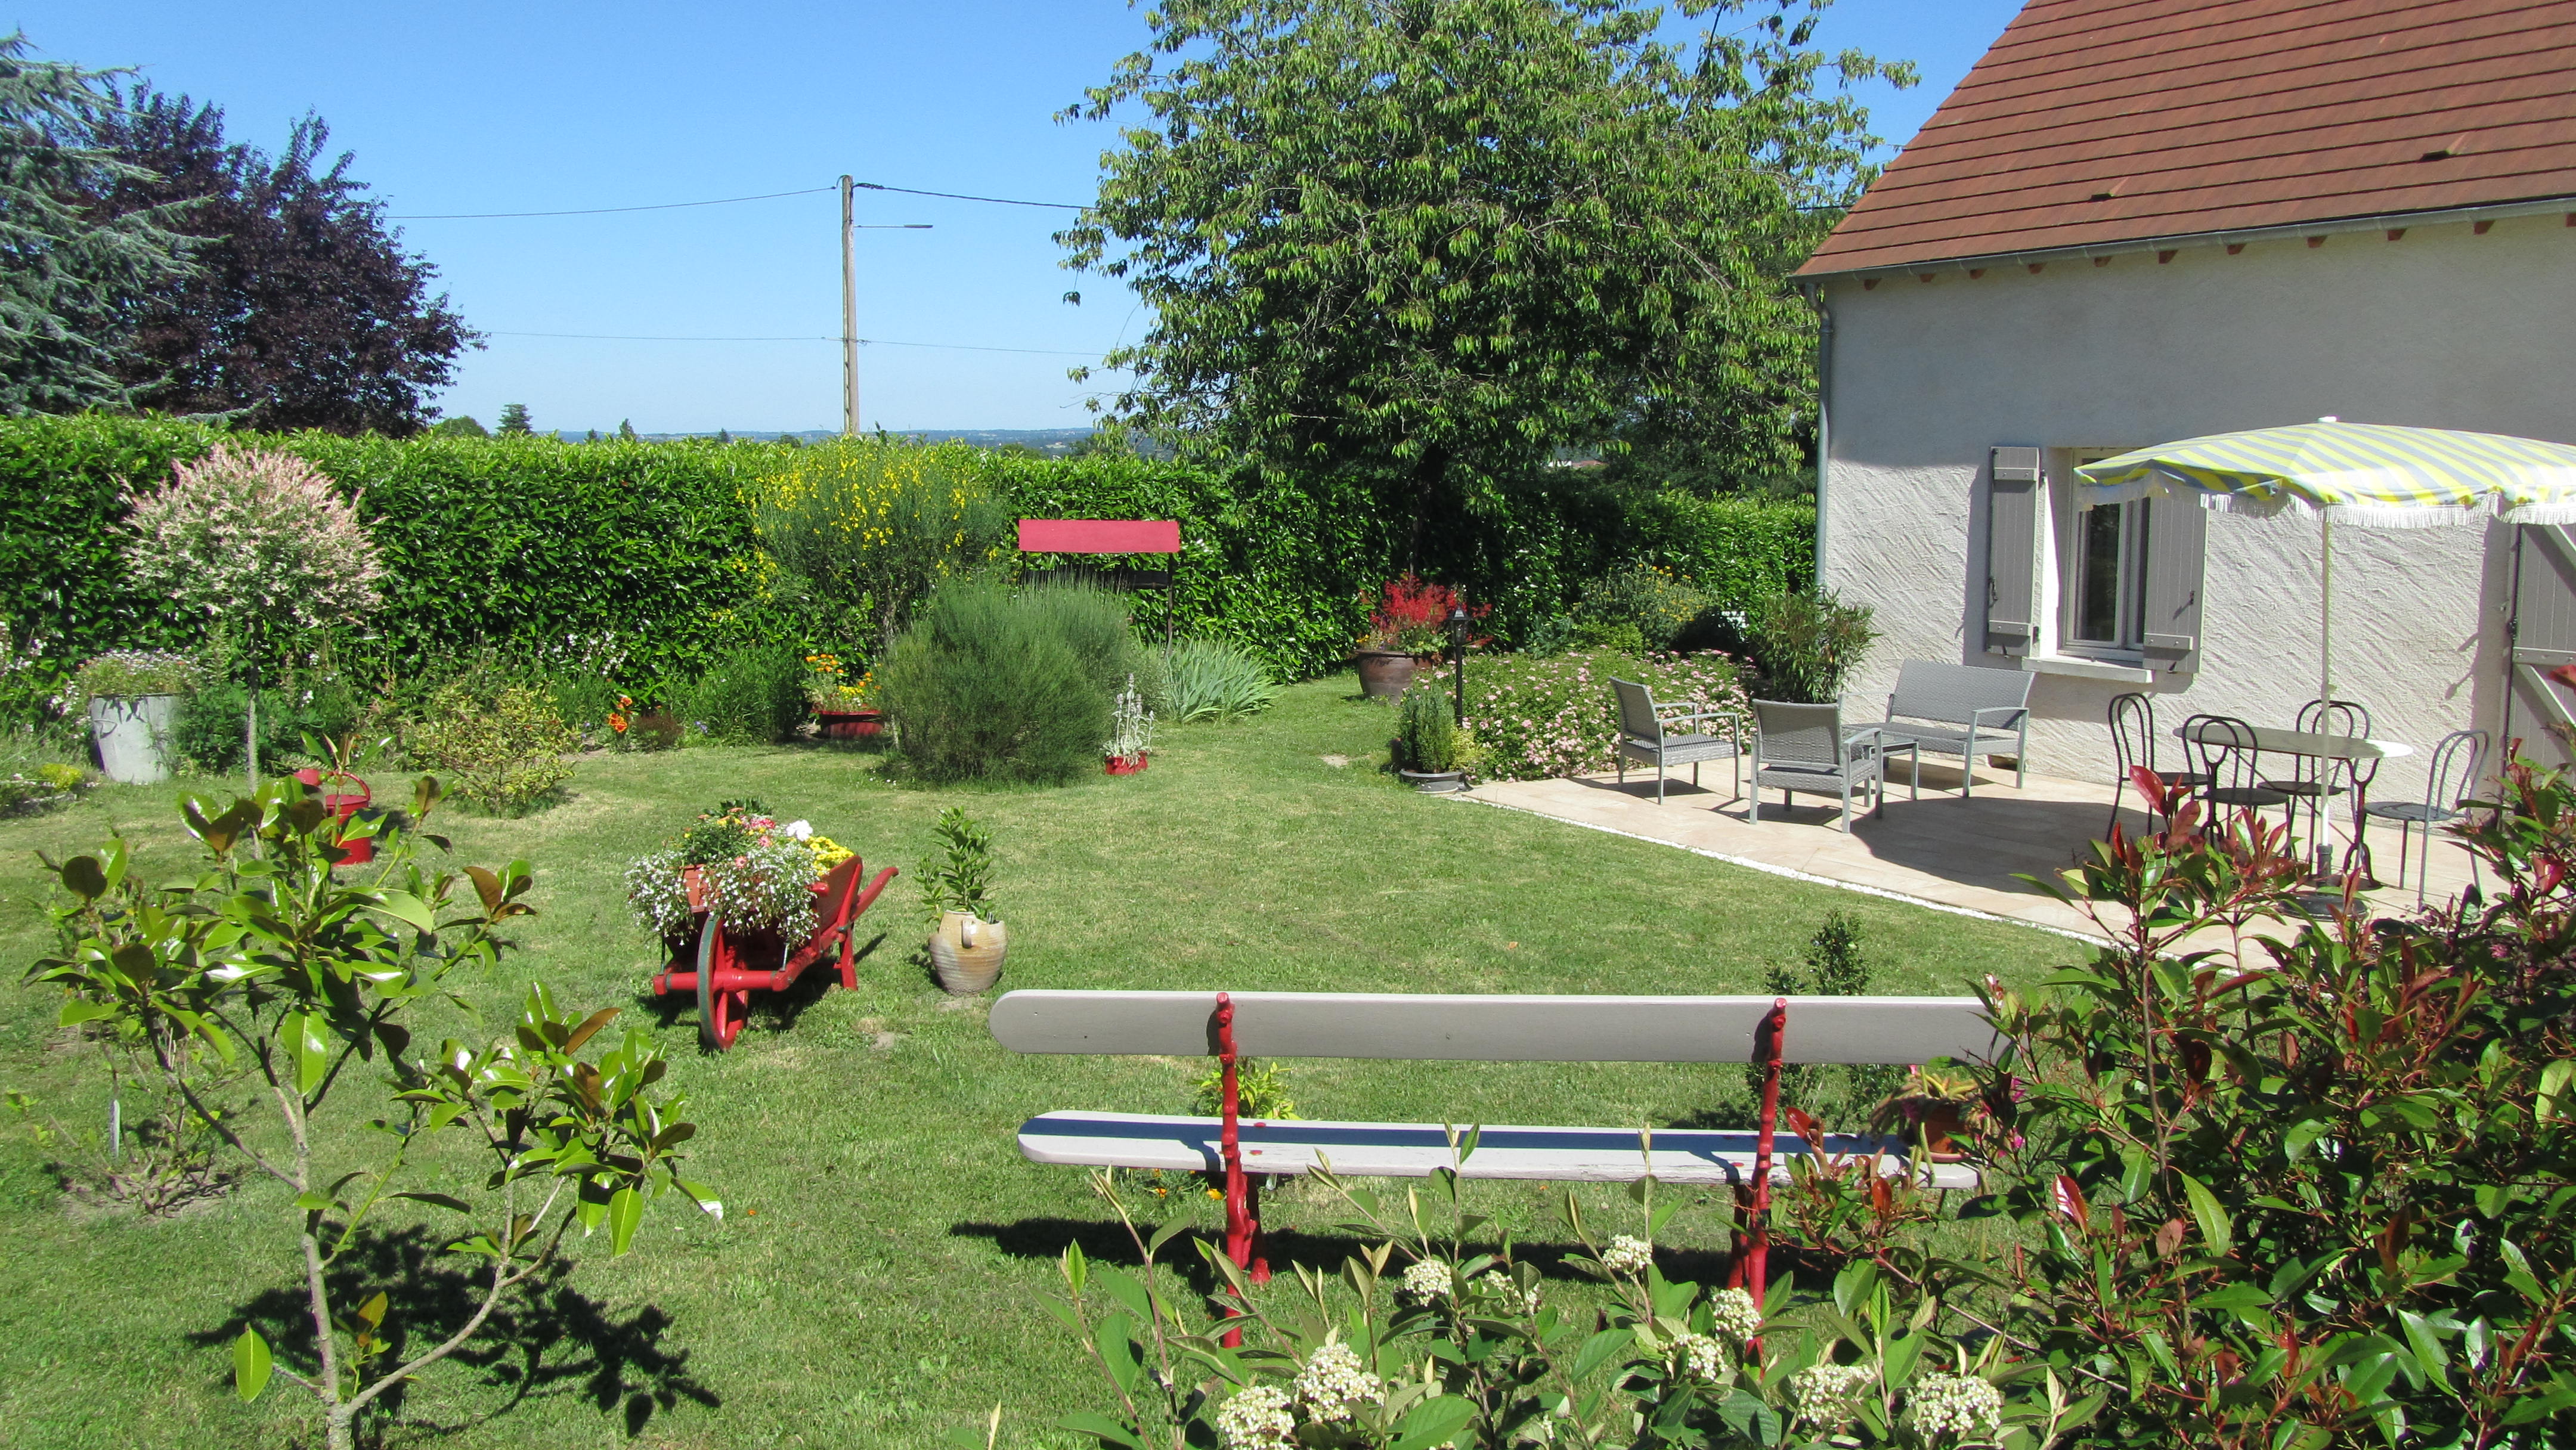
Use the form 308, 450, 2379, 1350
487, 329, 1106, 357
854, 180, 1084, 210
389, 185, 834, 220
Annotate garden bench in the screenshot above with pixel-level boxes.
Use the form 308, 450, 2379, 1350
1846, 661, 2034, 797
990, 989, 1991, 1306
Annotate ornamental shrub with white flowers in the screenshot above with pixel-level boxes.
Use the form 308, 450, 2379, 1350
121, 442, 385, 645
1423, 647, 1746, 782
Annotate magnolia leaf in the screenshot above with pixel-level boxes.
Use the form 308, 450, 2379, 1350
370, 890, 439, 935
606, 1186, 643, 1256
233, 1327, 273, 1402
58, 854, 107, 901
1054, 1411, 1147, 1449
391, 1191, 473, 1214
1387, 1395, 1477, 1450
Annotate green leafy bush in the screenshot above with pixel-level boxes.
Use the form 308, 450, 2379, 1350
1444, 649, 1745, 781
918, 806, 998, 922
403, 679, 578, 813
173, 678, 369, 774
1575, 562, 1711, 652
1164, 636, 1280, 720
676, 640, 804, 744
25, 783, 716, 1450
877, 578, 1126, 785
1396, 687, 1459, 773
1746, 588, 1876, 704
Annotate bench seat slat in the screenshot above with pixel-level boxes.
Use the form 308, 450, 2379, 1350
990, 990, 1994, 1066
1018, 1111, 1981, 1191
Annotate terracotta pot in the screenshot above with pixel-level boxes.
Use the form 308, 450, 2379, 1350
1355, 650, 1417, 698
929, 912, 1007, 994
1896, 1098, 1970, 1162
1106, 751, 1148, 776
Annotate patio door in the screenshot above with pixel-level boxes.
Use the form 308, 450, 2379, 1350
2509, 524, 2576, 768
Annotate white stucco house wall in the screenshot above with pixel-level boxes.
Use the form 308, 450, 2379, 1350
1794, 0, 2576, 802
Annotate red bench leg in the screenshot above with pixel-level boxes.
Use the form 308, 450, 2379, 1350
1730, 997, 1787, 1321
1214, 992, 1267, 1346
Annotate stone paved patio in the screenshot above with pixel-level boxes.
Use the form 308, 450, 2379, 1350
1459, 758, 2481, 950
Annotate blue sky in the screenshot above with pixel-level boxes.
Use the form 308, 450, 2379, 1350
29, 1, 2021, 433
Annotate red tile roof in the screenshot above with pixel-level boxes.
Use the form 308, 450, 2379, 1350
1797, 0, 2576, 276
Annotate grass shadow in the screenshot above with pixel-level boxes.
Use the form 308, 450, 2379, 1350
948, 1217, 1735, 1291
189, 1223, 717, 1442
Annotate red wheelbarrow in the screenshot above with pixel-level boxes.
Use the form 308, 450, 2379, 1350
649, 854, 897, 1049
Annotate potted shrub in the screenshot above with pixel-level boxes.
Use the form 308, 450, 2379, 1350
1394, 687, 1468, 793
806, 653, 884, 739
76, 651, 204, 784
1104, 673, 1154, 774
1881, 1062, 1978, 1163
921, 807, 1005, 994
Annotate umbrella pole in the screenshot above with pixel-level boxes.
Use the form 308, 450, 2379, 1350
2320, 514, 2333, 704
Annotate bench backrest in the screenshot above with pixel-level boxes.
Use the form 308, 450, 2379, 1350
989, 990, 1993, 1067
1887, 661, 2032, 726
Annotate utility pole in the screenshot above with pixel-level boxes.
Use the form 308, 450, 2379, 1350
840, 175, 859, 436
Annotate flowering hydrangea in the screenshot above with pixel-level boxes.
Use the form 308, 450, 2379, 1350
1598, 1234, 1654, 1277
1294, 1340, 1382, 1423
1476, 1271, 1538, 1315
1904, 1372, 2003, 1442
1400, 1259, 1454, 1303
1213, 1384, 1296, 1449
1705, 1287, 1762, 1343
1673, 1332, 1724, 1381
1790, 1363, 1875, 1428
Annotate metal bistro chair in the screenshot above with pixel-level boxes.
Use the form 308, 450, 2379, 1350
2262, 699, 2373, 868
1750, 699, 1915, 832
2107, 692, 2209, 834
2181, 714, 2290, 823
1611, 678, 1743, 805
2363, 729, 2489, 903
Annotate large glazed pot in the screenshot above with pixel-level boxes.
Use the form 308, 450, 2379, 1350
929, 911, 1007, 994
87, 694, 179, 785
1354, 650, 1417, 699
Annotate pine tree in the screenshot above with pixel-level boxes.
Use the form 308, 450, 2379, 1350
716, 428, 731, 445
495, 402, 532, 435
0, 33, 195, 413
617, 418, 637, 441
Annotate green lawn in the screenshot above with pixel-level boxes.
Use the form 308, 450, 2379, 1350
0, 678, 2076, 1448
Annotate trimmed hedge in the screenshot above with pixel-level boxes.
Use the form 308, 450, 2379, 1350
0, 415, 1813, 698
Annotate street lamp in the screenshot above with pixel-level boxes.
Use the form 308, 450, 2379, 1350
1445, 606, 1471, 724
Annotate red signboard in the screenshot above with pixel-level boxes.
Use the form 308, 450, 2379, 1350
1017, 518, 1181, 555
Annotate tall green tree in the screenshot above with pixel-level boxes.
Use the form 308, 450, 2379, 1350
1060, 0, 1905, 556
0, 34, 194, 414
495, 401, 532, 435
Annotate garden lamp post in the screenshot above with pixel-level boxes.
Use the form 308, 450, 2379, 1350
1446, 606, 1470, 724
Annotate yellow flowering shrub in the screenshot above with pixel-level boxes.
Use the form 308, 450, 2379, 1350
751, 438, 1011, 645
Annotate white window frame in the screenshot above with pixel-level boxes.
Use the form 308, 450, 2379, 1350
2045, 446, 2150, 665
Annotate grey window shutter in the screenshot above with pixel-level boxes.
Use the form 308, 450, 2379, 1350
2140, 495, 2206, 672
1983, 447, 2041, 656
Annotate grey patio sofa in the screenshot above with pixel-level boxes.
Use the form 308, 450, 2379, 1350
1843, 661, 2033, 797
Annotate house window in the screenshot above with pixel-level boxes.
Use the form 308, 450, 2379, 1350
2071, 498, 2150, 650
2053, 445, 2150, 660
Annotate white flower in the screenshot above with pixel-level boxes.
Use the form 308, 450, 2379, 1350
1905, 1371, 2004, 1442
1214, 1384, 1295, 1449
1705, 1287, 1762, 1343
1790, 1363, 1875, 1428
1400, 1259, 1454, 1303
1476, 1271, 1538, 1315
1598, 1234, 1654, 1277
782, 819, 813, 839
1673, 1331, 1724, 1381
1293, 1340, 1382, 1423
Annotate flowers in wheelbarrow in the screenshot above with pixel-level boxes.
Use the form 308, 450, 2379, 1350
626, 800, 843, 940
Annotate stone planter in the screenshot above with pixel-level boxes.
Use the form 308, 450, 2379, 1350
1355, 650, 1417, 699
87, 694, 179, 785
815, 708, 884, 741
928, 911, 1007, 994
1397, 769, 1467, 795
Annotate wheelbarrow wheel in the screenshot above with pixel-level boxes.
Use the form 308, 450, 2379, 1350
696, 922, 724, 1051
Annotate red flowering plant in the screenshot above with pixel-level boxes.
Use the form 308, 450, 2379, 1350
1358, 574, 1487, 655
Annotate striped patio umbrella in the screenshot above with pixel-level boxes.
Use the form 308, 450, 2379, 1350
2075, 419, 2576, 701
